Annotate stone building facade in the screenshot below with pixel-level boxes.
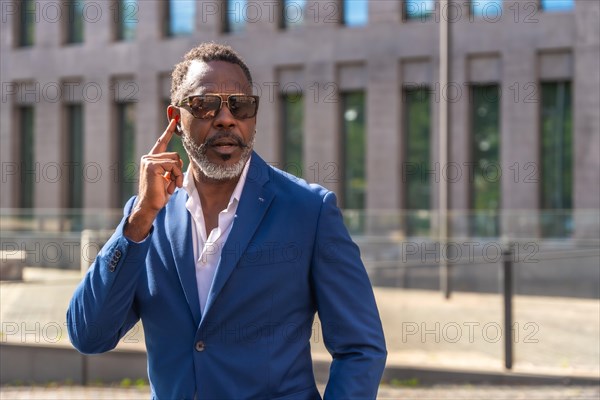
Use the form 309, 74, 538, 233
1, 0, 598, 239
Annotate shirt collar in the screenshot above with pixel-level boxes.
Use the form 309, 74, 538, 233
183, 156, 252, 207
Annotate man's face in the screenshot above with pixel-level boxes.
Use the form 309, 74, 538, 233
177, 60, 256, 181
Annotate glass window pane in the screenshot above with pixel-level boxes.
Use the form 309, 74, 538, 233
226, 0, 247, 33
471, 0, 502, 18
281, 93, 303, 177
66, 0, 84, 43
116, 0, 138, 41
116, 103, 136, 205
541, 82, 572, 237
19, 0, 36, 47
19, 106, 35, 208
344, 0, 368, 27
405, 0, 435, 20
541, 0, 574, 12
470, 85, 500, 237
342, 92, 366, 210
66, 105, 84, 209
404, 88, 431, 236
167, 0, 195, 36
282, 0, 306, 28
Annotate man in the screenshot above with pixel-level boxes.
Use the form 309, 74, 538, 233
68, 43, 386, 399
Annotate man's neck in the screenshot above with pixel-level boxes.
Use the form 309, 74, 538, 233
191, 165, 240, 212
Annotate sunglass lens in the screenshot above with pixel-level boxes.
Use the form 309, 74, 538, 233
229, 96, 257, 119
189, 95, 221, 119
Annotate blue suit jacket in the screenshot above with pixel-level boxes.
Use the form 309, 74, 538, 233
68, 153, 386, 399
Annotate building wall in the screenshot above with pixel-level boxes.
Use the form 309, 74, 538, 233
1, 0, 598, 237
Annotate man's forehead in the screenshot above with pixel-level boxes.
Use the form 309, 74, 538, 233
183, 60, 251, 95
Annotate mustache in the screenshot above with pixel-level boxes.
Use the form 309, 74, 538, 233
201, 131, 249, 149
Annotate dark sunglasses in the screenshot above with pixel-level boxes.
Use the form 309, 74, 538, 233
177, 94, 259, 120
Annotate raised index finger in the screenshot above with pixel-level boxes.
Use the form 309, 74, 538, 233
149, 117, 177, 155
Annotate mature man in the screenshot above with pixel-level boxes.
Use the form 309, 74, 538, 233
68, 43, 386, 399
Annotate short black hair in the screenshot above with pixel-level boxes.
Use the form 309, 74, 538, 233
170, 42, 253, 105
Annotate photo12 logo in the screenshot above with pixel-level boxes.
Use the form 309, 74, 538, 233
1, 1, 104, 24
402, 321, 540, 344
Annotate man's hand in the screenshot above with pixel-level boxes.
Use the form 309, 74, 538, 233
124, 118, 184, 241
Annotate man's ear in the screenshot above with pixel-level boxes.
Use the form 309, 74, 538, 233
167, 105, 182, 136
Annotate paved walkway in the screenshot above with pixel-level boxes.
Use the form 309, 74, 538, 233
1, 384, 599, 399
1, 267, 599, 381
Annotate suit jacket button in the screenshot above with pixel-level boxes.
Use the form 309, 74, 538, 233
195, 341, 205, 352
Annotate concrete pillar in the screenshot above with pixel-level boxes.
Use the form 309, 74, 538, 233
252, 66, 279, 164
448, 54, 469, 238
83, 76, 112, 208
501, 48, 539, 238
304, 61, 340, 195
369, 0, 403, 24
366, 56, 401, 211
573, 0, 600, 240
34, 92, 62, 208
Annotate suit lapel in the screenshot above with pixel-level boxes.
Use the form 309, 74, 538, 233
200, 153, 274, 323
167, 189, 202, 327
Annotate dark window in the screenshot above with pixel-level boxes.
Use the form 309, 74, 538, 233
280, 93, 304, 177
225, 0, 247, 33
18, 0, 36, 47
540, 0, 573, 12
405, 0, 435, 20
65, 0, 84, 44
341, 92, 366, 210
540, 81, 573, 237
404, 88, 431, 236
65, 104, 84, 208
471, 0, 502, 18
165, 0, 195, 37
282, 0, 306, 28
115, 0, 137, 41
18, 106, 35, 208
470, 85, 500, 237
343, 0, 368, 27
115, 102, 137, 206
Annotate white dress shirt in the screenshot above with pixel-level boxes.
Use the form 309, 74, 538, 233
182, 160, 250, 314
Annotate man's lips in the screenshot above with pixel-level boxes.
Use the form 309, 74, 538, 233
206, 135, 246, 159
213, 139, 239, 147
205, 133, 247, 149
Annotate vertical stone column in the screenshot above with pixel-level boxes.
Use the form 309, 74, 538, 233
244, 1, 280, 33
366, 56, 401, 211
138, 0, 162, 41
573, 1, 600, 240
83, 75, 112, 208
304, 61, 340, 195
252, 66, 279, 164
84, 0, 112, 46
136, 69, 160, 161
0, 5, 15, 207
501, 49, 539, 239
304, 0, 343, 27
196, 0, 224, 35
34, 85, 62, 208
369, 0, 402, 24
448, 54, 469, 238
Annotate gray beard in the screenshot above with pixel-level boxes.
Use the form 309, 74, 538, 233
181, 130, 254, 180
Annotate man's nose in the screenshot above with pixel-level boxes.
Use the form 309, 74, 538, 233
212, 101, 236, 128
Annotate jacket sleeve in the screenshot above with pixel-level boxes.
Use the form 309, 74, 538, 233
66, 197, 152, 354
310, 191, 387, 399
